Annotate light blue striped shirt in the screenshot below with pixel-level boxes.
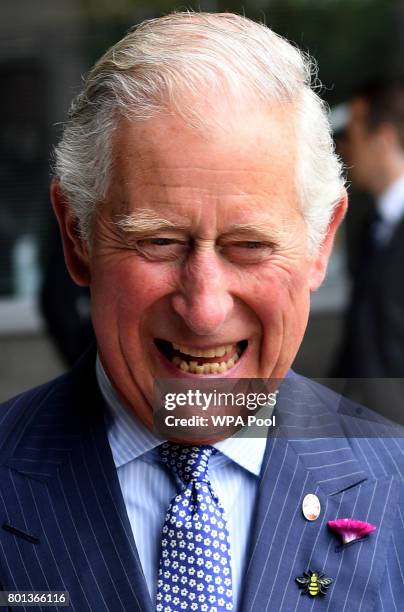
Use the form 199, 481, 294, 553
96, 357, 267, 610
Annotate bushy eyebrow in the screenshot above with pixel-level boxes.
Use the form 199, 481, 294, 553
113, 210, 190, 236
113, 210, 289, 243
219, 223, 286, 243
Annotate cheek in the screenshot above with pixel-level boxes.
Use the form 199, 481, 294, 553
90, 260, 176, 332
239, 262, 310, 327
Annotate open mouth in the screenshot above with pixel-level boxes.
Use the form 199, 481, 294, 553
155, 339, 248, 374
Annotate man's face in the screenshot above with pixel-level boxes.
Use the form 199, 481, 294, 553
58, 107, 340, 430
339, 98, 380, 190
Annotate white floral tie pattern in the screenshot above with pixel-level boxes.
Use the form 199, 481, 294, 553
156, 443, 233, 612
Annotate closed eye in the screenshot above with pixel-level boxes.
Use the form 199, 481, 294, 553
235, 241, 268, 249
144, 238, 178, 246
134, 237, 189, 261
219, 241, 274, 263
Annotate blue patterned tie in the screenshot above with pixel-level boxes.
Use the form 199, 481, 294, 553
156, 443, 233, 612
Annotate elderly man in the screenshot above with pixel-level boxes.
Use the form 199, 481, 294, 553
0, 12, 403, 612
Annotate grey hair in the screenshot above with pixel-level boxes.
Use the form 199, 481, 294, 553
54, 11, 345, 252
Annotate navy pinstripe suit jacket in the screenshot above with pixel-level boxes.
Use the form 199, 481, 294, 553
0, 350, 403, 611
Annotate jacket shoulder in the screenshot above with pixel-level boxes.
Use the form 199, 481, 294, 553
0, 347, 97, 463
290, 372, 404, 477
0, 373, 71, 460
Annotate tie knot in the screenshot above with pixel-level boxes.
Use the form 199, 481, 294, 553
160, 442, 215, 485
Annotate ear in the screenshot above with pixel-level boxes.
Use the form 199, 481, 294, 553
309, 191, 348, 291
50, 178, 91, 286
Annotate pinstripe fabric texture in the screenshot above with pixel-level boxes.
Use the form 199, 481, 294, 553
97, 356, 266, 610
0, 348, 403, 611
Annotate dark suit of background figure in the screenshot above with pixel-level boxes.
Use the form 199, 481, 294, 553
337, 211, 404, 375
335, 206, 404, 422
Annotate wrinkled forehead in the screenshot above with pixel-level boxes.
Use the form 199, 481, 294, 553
103, 107, 303, 244
109, 103, 299, 196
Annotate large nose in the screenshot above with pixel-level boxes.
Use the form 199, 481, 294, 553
171, 249, 234, 336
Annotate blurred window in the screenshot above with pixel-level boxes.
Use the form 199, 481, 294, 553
0, 60, 49, 297
0, 59, 50, 332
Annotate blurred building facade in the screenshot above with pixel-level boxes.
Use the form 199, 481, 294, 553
0, 0, 86, 397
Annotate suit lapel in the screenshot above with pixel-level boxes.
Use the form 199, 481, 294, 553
239, 378, 399, 612
2, 363, 399, 612
1, 350, 153, 612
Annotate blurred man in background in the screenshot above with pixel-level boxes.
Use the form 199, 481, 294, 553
334, 79, 404, 418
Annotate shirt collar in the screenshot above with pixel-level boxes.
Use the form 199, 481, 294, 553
96, 355, 164, 467
377, 174, 404, 226
96, 355, 267, 477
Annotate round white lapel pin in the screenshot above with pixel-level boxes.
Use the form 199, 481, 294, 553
302, 493, 321, 521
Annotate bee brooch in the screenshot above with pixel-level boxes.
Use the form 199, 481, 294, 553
295, 569, 333, 597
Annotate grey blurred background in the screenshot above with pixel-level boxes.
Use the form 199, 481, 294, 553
0, 0, 402, 401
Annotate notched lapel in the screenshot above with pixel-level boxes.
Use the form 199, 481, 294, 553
0, 351, 153, 612
320, 475, 399, 610
239, 430, 399, 612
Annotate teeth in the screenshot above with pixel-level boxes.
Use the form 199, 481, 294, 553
214, 346, 226, 357
171, 354, 239, 375
169, 340, 245, 375
173, 343, 235, 358
226, 356, 235, 368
